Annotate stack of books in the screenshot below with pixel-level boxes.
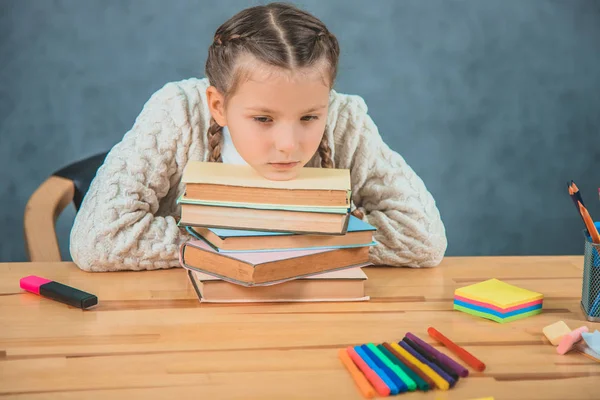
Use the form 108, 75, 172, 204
177, 162, 377, 302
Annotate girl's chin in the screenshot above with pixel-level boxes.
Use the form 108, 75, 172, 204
254, 164, 301, 181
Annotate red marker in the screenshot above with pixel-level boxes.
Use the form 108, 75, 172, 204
427, 327, 486, 372
20, 276, 98, 309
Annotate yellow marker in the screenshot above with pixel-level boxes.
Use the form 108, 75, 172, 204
389, 342, 449, 390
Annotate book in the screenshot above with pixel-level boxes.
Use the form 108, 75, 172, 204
184, 215, 376, 252
177, 194, 350, 214
181, 162, 351, 207
185, 267, 370, 303
179, 202, 350, 235
179, 239, 371, 286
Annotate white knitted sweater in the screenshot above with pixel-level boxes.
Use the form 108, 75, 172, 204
70, 78, 447, 272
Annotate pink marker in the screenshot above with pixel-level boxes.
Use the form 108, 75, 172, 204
557, 326, 589, 355
20, 275, 98, 309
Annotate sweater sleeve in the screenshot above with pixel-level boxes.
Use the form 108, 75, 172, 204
332, 95, 447, 267
69, 82, 198, 272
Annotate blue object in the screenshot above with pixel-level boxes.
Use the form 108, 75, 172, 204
590, 294, 600, 317
361, 345, 409, 393
453, 299, 542, 318
206, 215, 376, 237
354, 346, 399, 395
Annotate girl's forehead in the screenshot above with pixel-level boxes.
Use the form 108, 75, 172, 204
233, 54, 331, 90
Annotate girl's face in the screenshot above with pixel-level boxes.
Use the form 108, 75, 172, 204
207, 63, 330, 181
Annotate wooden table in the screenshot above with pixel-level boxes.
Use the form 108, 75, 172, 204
0, 257, 598, 399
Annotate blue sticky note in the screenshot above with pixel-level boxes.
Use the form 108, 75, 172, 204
453, 299, 542, 318
582, 330, 600, 354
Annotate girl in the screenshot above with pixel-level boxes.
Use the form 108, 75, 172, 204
70, 2, 447, 272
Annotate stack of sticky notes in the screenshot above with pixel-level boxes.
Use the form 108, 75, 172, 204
453, 278, 543, 323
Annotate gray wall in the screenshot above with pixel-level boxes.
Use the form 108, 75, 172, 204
1, 0, 599, 262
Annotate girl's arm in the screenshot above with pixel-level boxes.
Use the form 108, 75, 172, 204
69, 82, 203, 271
332, 95, 447, 267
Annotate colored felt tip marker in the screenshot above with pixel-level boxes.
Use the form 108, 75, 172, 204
403, 335, 460, 381
366, 343, 416, 391
346, 347, 390, 397
389, 342, 449, 391
406, 332, 469, 377
378, 344, 429, 391
338, 349, 376, 398
427, 327, 486, 372
20, 275, 98, 309
400, 340, 456, 387
358, 345, 403, 394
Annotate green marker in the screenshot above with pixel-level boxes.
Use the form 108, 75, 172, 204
366, 343, 417, 391
378, 344, 430, 391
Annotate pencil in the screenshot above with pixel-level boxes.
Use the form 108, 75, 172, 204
427, 327, 486, 372
338, 348, 376, 398
570, 181, 585, 206
579, 201, 600, 244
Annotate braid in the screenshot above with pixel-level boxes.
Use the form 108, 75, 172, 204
318, 131, 334, 169
207, 117, 224, 162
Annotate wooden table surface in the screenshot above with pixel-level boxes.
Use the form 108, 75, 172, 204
0, 256, 598, 400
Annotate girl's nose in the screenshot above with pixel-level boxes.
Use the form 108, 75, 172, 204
274, 126, 297, 153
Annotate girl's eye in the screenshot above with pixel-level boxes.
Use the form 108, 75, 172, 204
301, 115, 319, 122
253, 116, 272, 123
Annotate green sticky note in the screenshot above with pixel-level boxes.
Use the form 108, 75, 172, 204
366, 343, 417, 391
454, 304, 542, 323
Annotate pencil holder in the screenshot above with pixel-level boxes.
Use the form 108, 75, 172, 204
580, 232, 600, 322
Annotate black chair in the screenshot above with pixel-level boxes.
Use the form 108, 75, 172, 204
24, 152, 108, 261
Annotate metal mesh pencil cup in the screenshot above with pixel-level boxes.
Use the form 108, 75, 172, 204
580, 231, 600, 322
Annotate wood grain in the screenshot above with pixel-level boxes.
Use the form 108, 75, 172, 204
0, 256, 598, 399
23, 175, 75, 262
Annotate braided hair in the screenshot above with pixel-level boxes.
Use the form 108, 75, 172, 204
204, 3, 362, 218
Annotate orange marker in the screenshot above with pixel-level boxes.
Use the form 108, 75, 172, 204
346, 346, 391, 396
579, 201, 600, 244
427, 327, 486, 372
338, 348, 376, 398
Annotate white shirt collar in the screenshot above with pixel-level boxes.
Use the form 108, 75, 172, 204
221, 126, 248, 165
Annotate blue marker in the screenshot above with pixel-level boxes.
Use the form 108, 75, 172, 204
361, 345, 409, 393
354, 346, 399, 395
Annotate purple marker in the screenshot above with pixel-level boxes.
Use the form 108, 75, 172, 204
406, 332, 469, 377
399, 340, 456, 387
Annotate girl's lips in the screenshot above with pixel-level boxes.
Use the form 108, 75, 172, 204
269, 161, 300, 169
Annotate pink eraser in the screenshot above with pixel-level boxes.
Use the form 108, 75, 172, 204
20, 275, 52, 295
557, 326, 590, 355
